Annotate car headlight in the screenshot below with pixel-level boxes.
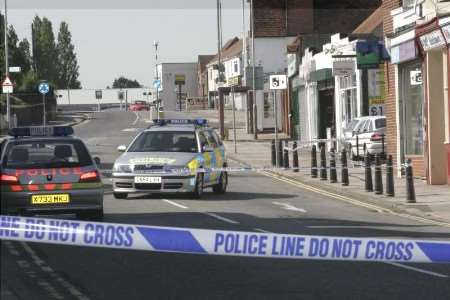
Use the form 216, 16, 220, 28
164, 165, 191, 175
113, 164, 132, 173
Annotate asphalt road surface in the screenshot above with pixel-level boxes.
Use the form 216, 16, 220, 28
1, 110, 450, 300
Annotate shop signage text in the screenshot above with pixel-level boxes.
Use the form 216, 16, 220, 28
419, 30, 446, 51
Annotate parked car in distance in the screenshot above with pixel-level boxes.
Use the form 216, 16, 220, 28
130, 100, 149, 111
347, 116, 387, 159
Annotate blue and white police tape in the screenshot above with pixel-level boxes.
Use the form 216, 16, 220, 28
1, 215, 449, 263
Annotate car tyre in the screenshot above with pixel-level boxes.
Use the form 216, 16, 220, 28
191, 173, 204, 199
114, 192, 128, 199
212, 172, 227, 194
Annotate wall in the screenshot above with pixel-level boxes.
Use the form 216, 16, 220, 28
55, 88, 154, 107
160, 63, 198, 111
382, 0, 402, 173
254, 37, 296, 74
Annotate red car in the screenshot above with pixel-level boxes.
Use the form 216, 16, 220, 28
129, 101, 149, 111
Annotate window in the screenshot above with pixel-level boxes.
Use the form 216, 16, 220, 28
234, 61, 238, 73
128, 131, 198, 153
375, 118, 386, 129
203, 130, 218, 148
3, 139, 92, 169
399, 61, 424, 155
211, 130, 223, 146
339, 74, 358, 127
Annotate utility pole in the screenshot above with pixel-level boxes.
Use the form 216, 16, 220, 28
250, 0, 257, 140
154, 40, 160, 119
4, 0, 10, 128
242, 0, 249, 134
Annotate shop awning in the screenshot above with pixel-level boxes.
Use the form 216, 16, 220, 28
309, 69, 333, 82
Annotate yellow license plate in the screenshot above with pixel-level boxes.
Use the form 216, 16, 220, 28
32, 194, 70, 205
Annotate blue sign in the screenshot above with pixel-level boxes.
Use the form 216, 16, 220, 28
38, 82, 50, 95
153, 79, 161, 89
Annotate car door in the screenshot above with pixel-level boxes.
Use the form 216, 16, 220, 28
203, 130, 221, 185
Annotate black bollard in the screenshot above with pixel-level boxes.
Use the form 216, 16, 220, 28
283, 140, 290, 169
381, 134, 386, 160
386, 155, 395, 197
365, 153, 373, 192
320, 146, 327, 180
278, 140, 284, 168
374, 154, 383, 195
271, 139, 276, 167
356, 135, 360, 160
311, 145, 318, 178
341, 149, 349, 186
293, 142, 299, 173
329, 149, 337, 183
406, 159, 416, 203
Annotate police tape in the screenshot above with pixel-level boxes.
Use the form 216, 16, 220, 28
108, 164, 408, 176
1, 215, 449, 263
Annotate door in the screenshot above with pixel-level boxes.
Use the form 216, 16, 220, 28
318, 89, 335, 140
292, 88, 300, 139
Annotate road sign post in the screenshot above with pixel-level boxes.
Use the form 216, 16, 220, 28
229, 76, 241, 154
38, 82, 50, 126
95, 90, 102, 112
269, 75, 288, 167
2, 76, 13, 127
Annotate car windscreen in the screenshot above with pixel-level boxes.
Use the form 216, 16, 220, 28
128, 131, 198, 153
375, 118, 387, 129
2, 139, 93, 169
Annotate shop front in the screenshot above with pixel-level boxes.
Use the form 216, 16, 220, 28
416, 18, 448, 185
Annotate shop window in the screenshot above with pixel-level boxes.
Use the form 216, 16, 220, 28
339, 75, 358, 127
263, 92, 272, 118
399, 61, 424, 156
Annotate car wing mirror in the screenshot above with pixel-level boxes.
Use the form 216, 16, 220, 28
94, 157, 101, 165
117, 145, 127, 152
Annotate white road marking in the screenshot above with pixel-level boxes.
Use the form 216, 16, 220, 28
21, 242, 90, 300
162, 199, 189, 209
132, 111, 140, 125
205, 212, 240, 224
385, 262, 449, 278
254, 228, 272, 233
258, 170, 450, 228
272, 202, 307, 213
122, 128, 140, 132
307, 225, 396, 229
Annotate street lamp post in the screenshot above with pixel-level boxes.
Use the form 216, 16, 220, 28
250, 0, 257, 140
4, 0, 10, 128
154, 40, 160, 120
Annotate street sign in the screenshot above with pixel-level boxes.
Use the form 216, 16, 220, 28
228, 75, 242, 87
174, 74, 186, 85
2, 76, 13, 94
269, 75, 287, 90
332, 60, 355, 76
95, 90, 102, 100
153, 79, 161, 89
38, 82, 50, 95
9, 66, 21, 73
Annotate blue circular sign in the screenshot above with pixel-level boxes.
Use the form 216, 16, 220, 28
153, 79, 161, 89
38, 82, 50, 95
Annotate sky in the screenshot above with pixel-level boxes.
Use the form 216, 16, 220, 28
6, 0, 248, 89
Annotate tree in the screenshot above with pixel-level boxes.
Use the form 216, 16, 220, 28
112, 77, 142, 89
56, 22, 81, 89
32, 16, 58, 84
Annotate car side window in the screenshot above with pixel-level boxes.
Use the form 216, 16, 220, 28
367, 121, 373, 132
204, 130, 218, 148
211, 130, 223, 146
355, 120, 366, 133
198, 132, 208, 149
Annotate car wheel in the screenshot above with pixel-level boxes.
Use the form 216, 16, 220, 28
212, 172, 228, 194
191, 173, 204, 199
114, 192, 128, 199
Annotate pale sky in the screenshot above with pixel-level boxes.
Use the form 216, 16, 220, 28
6, 1, 247, 89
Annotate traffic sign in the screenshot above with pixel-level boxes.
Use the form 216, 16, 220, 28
38, 82, 50, 95
269, 75, 287, 90
2, 76, 13, 94
174, 74, 186, 85
95, 90, 103, 100
9, 66, 21, 73
153, 79, 161, 89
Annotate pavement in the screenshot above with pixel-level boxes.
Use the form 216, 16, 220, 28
1, 109, 450, 299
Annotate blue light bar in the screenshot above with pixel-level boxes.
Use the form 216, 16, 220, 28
8, 126, 74, 137
152, 119, 208, 126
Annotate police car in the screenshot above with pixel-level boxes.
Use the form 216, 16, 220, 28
0, 126, 104, 220
112, 119, 228, 199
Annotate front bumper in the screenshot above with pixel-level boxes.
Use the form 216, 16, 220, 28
1, 188, 104, 215
112, 173, 197, 194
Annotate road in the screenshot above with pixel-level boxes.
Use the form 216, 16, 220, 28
2, 110, 450, 300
